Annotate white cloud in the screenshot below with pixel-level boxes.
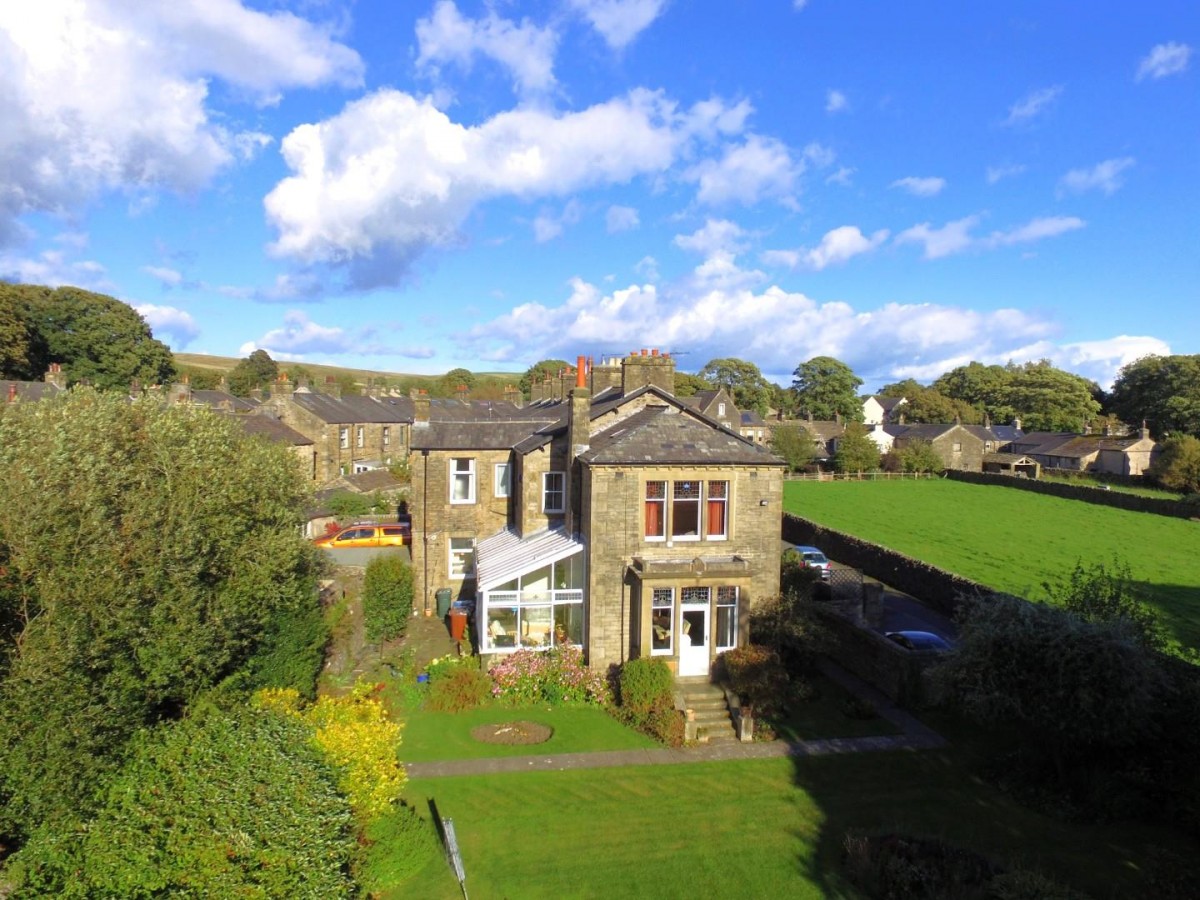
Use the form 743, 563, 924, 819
803, 142, 836, 168
0, 1, 362, 243
0, 248, 111, 290
794, 0, 810, 10
825, 166, 855, 186
684, 134, 800, 206
606, 205, 640, 232
895, 216, 980, 259
1058, 157, 1135, 196
896, 214, 1084, 259
416, 1, 558, 98
462, 262, 1084, 390
142, 265, 183, 287
986, 163, 1026, 184
890, 176, 946, 197
135, 303, 199, 348
250, 310, 352, 355
568, 0, 669, 51
1137, 42, 1192, 81
673, 219, 747, 257
766, 225, 889, 271
1002, 85, 1062, 126
825, 89, 848, 113
532, 199, 583, 242
265, 88, 748, 287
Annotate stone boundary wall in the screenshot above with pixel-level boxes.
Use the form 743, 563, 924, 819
945, 469, 1193, 520
782, 514, 992, 618
811, 605, 938, 706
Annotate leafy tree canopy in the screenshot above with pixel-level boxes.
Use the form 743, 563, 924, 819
1109, 354, 1200, 438
0, 283, 175, 389
672, 372, 709, 398
1146, 435, 1200, 494
877, 379, 979, 425
932, 361, 1016, 423
697, 357, 773, 414
1004, 361, 1102, 432
791, 356, 864, 421
0, 390, 321, 839
228, 348, 278, 396
834, 422, 880, 473
442, 367, 477, 391
769, 424, 816, 472
895, 438, 944, 473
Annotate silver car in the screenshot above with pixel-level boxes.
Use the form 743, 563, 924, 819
793, 545, 831, 580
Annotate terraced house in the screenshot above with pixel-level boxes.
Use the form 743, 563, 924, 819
411, 351, 785, 677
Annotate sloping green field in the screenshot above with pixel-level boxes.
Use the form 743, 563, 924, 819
784, 479, 1200, 648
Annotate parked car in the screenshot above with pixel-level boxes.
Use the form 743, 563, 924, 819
792, 545, 831, 580
314, 522, 410, 549
886, 630, 951, 651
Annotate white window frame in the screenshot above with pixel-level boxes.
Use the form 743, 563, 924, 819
671, 480, 702, 541
356, 426, 364, 448
450, 458, 476, 504
650, 587, 674, 656
718, 402, 726, 417
382, 426, 390, 447
494, 462, 511, 498
449, 537, 475, 580
339, 427, 349, 450
542, 471, 565, 514
644, 480, 666, 542
716, 586, 738, 651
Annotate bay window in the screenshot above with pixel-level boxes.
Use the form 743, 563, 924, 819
716, 586, 738, 651
650, 588, 674, 654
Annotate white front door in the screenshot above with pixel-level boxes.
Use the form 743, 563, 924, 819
678, 606, 709, 677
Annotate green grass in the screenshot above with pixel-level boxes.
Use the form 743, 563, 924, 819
784, 478, 1200, 648
769, 675, 902, 741
399, 703, 658, 762
396, 749, 1195, 899
1038, 471, 1182, 499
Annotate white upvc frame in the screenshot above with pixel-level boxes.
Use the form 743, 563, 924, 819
494, 462, 511, 498
449, 536, 475, 580
450, 457, 476, 504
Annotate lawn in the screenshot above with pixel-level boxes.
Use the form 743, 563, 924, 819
396, 748, 1196, 899
399, 703, 658, 762
784, 478, 1200, 648
767, 674, 902, 742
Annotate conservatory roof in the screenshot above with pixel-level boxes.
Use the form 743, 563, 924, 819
474, 527, 585, 592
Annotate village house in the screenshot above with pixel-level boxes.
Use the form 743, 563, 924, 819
861, 394, 907, 426
410, 350, 785, 677
1007, 426, 1159, 476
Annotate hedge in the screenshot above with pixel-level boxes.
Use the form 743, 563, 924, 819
945, 469, 1194, 520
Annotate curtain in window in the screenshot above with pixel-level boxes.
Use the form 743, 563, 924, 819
706, 499, 725, 535
645, 500, 662, 535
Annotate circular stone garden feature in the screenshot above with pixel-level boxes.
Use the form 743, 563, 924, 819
470, 721, 553, 745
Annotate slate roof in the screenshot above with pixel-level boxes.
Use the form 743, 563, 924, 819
740, 410, 766, 426
890, 423, 963, 442
341, 469, 404, 493
864, 394, 906, 412
1012, 431, 1152, 459
578, 406, 783, 466
232, 414, 313, 446
1, 380, 64, 402
190, 389, 259, 412
411, 399, 564, 451
289, 391, 415, 424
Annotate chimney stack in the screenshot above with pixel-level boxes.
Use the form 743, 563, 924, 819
323, 375, 341, 399
414, 389, 430, 424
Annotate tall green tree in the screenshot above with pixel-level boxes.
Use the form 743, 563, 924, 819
519, 359, 571, 397
0, 390, 321, 839
1, 283, 175, 389
878, 379, 978, 424
895, 438, 944, 473
1109, 354, 1200, 438
834, 423, 880, 472
1146, 435, 1200, 493
791, 356, 864, 421
769, 424, 816, 472
228, 349, 279, 396
1005, 361, 1101, 432
0, 290, 38, 380
672, 372, 709, 398
697, 357, 773, 414
933, 362, 1016, 423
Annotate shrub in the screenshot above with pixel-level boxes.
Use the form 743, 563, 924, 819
362, 555, 414, 643
239, 598, 330, 699
749, 589, 828, 674
716, 644, 788, 715
428, 664, 493, 712
354, 802, 440, 895
614, 657, 682, 746
489, 645, 610, 706
841, 831, 998, 900
9, 707, 356, 898
256, 681, 406, 822
987, 869, 1090, 900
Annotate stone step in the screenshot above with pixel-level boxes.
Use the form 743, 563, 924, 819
684, 696, 729, 712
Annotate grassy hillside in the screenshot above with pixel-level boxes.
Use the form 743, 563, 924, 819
784, 478, 1200, 649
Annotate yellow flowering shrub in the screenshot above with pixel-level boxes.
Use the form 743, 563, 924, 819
252, 681, 406, 821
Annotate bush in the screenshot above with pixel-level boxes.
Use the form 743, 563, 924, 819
239, 598, 330, 699
362, 555, 414, 643
354, 802, 440, 895
749, 588, 828, 674
841, 831, 998, 900
256, 681, 406, 822
489, 645, 610, 706
9, 707, 356, 898
716, 645, 788, 715
428, 663, 493, 713
614, 657, 683, 746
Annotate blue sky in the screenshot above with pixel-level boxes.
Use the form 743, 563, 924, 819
1, 1, 1196, 391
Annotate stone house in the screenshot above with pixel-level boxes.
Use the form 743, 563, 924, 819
411, 351, 785, 677
1007, 427, 1159, 476
1, 363, 69, 403
889, 422, 986, 471
262, 376, 414, 484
